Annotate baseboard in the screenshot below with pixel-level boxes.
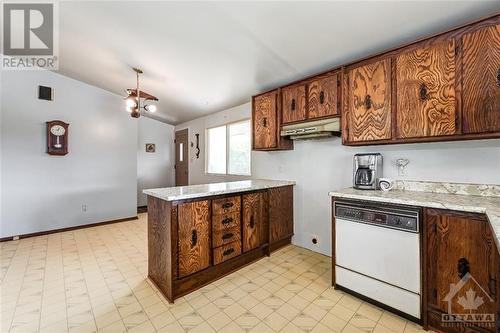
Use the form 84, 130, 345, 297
137, 206, 148, 213
0, 215, 139, 242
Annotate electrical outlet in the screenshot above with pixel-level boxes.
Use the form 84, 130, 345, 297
82, 204, 87, 212
13, 236, 19, 241
311, 235, 320, 247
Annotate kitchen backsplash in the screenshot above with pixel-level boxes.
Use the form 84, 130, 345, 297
395, 180, 500, 197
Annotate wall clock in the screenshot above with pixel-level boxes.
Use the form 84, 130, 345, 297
46, 120, 69, 155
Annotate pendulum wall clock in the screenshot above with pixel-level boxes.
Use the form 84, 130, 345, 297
46, 120, 69, 155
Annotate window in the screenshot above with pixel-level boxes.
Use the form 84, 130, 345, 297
206, 120, 251, 175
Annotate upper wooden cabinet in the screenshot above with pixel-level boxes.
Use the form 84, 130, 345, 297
307, 73, 340, 119
396, 40, 457, 139
461, 24, 500, 134
252, 90, 293, 151
282, 84, 307, 124
345, 59, 392, 143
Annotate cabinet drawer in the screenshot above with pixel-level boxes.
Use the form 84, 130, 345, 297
212, 196, 241, 215
213, 212, 240, 231
212, 226, 241, 248
213, 241, 241, 265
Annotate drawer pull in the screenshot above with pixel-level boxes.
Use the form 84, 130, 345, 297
319, 91, 325, 104
221, 202, 234, 209
457, 257, 469, 279
223, 248, 235, 256
291, 99, 296, 111
191, 230, 197, 247
364, 95, 372, 109
221, 217, 233, 225
419, 83, 428, 100
250, 215, 255, 228
222, 232, 234, 240
488, 275, 497, 301
497, 68, 500, 87
262, 117, 267, 128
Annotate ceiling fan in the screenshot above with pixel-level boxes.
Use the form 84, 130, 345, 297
124, 68, 159, 118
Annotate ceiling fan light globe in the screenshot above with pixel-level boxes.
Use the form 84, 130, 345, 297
145, 104, 157, 113
125, 97, 137, 109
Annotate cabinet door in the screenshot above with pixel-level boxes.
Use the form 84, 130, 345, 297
462, 24, 500, 134
396, 40, 456, 138
242, 192, 267, 252
269, 186, 293, 244
178, 200, 210, 278
425, 209, 498, 324
253, 91, 277, 149
348, 59, 392, 142
282, 84, 307, 124
308, 73, 339, 119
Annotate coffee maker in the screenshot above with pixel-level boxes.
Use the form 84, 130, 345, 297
353, 153, 383, 190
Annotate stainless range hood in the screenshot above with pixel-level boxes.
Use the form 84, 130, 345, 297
280, 118, 341, 140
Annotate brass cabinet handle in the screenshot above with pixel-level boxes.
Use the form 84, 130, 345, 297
223, 248, 235, 256
222, 232, 234, 240
222, 202, 234, 209
419, 83, 428, 100
250, 215, 255, 229
319, 91, 325, 104
457, 257, 470, 279
497, 68, 500, 87
221, 217, 233, 225
291, 98, 296, 111
364, 95, 372, 109
191, 230, 197, 247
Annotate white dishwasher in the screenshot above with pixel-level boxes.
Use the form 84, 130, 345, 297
334, 200, 421, 320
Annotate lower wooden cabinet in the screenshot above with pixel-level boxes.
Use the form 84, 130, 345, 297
269, 186, 294, 244
424, 209, 499, 333
213, 241, 242, 265
242, 192, 267, 252
177, 200, 211, 278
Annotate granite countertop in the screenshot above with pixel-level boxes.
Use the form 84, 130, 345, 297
328, 181, 500, 246
144, 179, 296, 201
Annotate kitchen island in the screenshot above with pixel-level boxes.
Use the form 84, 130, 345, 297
144, 179, 295, 303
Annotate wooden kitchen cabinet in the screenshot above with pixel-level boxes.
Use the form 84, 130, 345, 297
344, 59, 392, 143
396, 40, 457, 138
242, 192, 267, 252
178, 200, 211, 278
307, 73, 340, 119
269, 186, 294, 245
424, 208, 499, 332
461, 24, 500, 134
252, 90, 293, 151
282, 84, 307, 124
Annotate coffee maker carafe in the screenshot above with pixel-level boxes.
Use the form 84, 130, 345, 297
353, 153, 382, 190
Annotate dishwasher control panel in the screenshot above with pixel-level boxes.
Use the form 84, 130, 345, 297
335, 202, 419, 232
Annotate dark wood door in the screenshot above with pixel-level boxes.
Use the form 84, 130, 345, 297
282, 84, 307, 124
175, 129, 189, 186
269, 186, 293, 244
242, 192, 267, 252
308, 73, 339, 119
425, 209, 499, 332
462, 24, 500, 134
178, 200, 210, 277
396, 40, 457, 138
253, 91, 277, 149
347, 59, 392, 142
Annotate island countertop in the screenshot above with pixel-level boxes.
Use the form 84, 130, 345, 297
144, 179, 296, 201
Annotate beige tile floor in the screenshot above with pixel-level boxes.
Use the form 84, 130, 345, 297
0, 213, 427, 333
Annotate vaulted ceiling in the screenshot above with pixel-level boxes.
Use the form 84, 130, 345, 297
58, 1, 500, 124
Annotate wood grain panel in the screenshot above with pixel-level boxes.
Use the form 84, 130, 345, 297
253, 91, 277, 149
178, 200, 210, 278
269, 186, 293, 244
308, 73, 339, 119
212, 196, 241, 216
396, 40, 456, 138
348, 59, 392, 142
213, 241, 242, 265
212, 212, 240, 231
242, 192, 266, 252
425, 209, 499, 332
462, 24, 500, 134
282, 84, 307, 124
212, 226, 240, 248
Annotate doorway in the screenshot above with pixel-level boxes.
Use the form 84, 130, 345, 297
175, 129, 189, 186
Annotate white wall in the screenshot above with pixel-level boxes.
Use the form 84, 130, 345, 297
1, 69, 137, 238
176, 102, 500, 256
137, 117, 175, 207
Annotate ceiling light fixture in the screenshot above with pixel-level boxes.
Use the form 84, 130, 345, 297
124, 67, 159, 118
